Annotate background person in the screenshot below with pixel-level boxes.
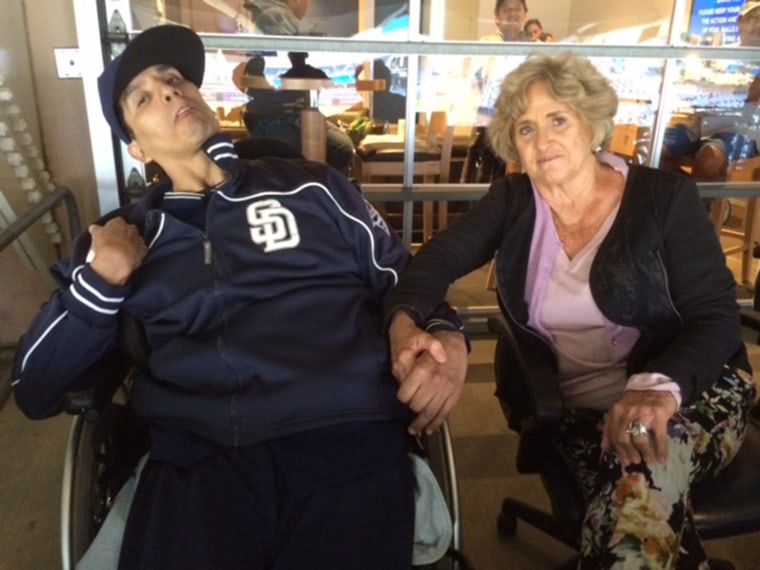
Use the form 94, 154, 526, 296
281, 51, 328, 79
738, 0, 760, 46
239, 52, 355, 173
370, 59, 407, 124
235, 0, 345, 168
385, 51, 755, 568
474, 0, 531, 123
659, 74, 760, 182
480, 0, 530, 42
463, 0, 527, 180
13, 24, 468, 570
231, 53, 275, 92
523, 18, 543, 41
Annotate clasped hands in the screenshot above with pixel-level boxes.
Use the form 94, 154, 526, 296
388, 311, 469, 436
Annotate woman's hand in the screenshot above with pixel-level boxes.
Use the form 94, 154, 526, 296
88, 218, 148, 286
601, 389, 678, 467
388, 311, 468, 435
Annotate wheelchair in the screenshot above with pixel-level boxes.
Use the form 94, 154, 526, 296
60, 367, 464, 570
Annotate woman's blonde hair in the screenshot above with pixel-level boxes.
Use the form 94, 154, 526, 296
487, 52, 618, 163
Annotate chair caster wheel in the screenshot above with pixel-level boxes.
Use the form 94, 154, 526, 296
497, 501, 517, 537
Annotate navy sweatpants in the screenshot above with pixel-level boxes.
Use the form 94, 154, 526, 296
118, 422, 415, 570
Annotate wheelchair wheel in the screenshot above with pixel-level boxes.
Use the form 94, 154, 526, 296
61, 415, 103, 569
415, 422, 465, 570
61, 398, 149, 570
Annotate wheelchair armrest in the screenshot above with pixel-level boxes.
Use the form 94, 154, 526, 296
63, 375, 126, 422
487, 315, 563, 428
63, 389, 100, 419
62, 348, 134, 420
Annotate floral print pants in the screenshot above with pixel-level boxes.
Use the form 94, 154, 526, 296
554, 366, 757, 570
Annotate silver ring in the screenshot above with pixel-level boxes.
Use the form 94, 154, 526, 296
625, 420, 649, 437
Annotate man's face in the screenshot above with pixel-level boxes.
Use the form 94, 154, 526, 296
739, 8, 760, 46
119, 64, 218, 163
495, 0, 527, 40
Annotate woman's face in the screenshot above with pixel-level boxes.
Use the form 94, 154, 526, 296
513, 81, 595, 188
526, 23, 542, 40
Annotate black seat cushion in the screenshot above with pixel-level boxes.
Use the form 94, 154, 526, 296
234, 136, 304, 160
691, 418, 760, 539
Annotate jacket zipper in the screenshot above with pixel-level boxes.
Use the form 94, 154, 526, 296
202, 210, 241, 445
203, 237, 212, 264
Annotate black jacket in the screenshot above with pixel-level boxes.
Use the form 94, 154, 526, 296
387, 165, 749, 428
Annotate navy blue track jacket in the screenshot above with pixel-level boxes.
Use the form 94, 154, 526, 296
13, 135, 464, 447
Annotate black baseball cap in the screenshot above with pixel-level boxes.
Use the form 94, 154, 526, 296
97, 25, 205, 143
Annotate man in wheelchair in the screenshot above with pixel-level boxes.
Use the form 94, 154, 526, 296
11, 24, 468, 570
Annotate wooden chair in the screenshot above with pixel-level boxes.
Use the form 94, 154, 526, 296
354, 111, 455, 242
299, 108, 327, 163
718, 156, 760, 285
226, 106, 243, 125
609, 123, 639, 160
280, 78, 332, 164
608, 123, 648, 164
217, 106, 249, 141
426, 111, 456, 233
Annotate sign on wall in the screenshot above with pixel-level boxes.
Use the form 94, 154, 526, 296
688, 0, 744, 44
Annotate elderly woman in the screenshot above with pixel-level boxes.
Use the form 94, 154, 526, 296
386, 52, 756, 568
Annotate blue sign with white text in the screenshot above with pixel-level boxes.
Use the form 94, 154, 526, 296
689, 0, 744, 44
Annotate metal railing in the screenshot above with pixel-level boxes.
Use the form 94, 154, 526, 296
0, 186, 81, 407
363, 178, 760, 320
0, 186, 82, 254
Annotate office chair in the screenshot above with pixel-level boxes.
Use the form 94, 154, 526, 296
233, 135, 305, 164
714, 156, 760, 286
739, 244, 760, 342
487, 314, 760, 569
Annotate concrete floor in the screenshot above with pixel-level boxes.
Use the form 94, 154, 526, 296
450, 335, 760, 570
0, 386, 70, 570
2, 258, 760, 569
